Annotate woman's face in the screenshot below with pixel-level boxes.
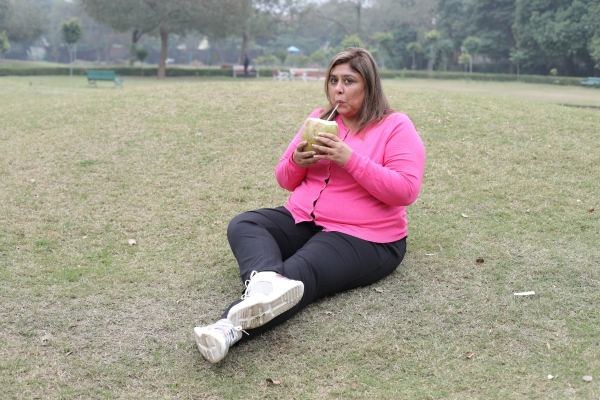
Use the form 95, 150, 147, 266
328, 62, 365, 124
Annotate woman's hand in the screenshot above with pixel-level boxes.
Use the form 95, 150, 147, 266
292, 141, 320, 168
312, 132, 353, 167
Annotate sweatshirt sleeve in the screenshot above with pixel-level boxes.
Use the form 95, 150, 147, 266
343, 114, 425, 207
275, 109, 322, 191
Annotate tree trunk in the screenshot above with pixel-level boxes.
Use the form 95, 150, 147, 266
158, 28, 168, 80
428, 45, 433, 73
355, 2, 361, 35
563, 56, 572, 77
129, 29, 143, 66
239, 30, 249, 65
69, 44, 74, 77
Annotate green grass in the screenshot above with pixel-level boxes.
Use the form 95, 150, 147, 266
0, 76, 599, 399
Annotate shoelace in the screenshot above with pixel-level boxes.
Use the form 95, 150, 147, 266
240, 270, 259, 300
213, 321, 248, 346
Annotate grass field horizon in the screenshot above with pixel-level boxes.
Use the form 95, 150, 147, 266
1, 76, 598, 399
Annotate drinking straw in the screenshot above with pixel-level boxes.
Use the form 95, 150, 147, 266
326, 104, 339, 121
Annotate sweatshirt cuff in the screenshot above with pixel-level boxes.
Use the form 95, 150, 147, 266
287, 154, 307, 174
342, 151, 361, 172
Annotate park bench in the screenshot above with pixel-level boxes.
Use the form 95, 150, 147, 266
231, 65, 259, 78
580, 77, 600, 88
85, 70, 124, 87
273, 69, 292, 81
300, 70, 327, 82
289, 68, 327, 82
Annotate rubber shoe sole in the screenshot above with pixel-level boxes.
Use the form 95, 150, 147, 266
228, 283, 304, 330
193, 327, 228, 364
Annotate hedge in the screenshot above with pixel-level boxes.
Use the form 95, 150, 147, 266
379, 69, 584, 86
0, 65, 587, 86
0, 66, 264, 77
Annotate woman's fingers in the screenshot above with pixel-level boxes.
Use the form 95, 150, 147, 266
293, 141, 318, 167
312, 135, 353, 167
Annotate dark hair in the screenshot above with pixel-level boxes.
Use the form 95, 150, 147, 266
319, 47, 393, 134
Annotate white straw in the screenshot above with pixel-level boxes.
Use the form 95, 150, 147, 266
326, 104, 339, 121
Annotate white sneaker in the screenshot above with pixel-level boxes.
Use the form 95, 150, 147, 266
193, 319, 243, 363
227, 271, 304, 330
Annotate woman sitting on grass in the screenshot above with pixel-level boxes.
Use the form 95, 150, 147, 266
193, 47, 426, 363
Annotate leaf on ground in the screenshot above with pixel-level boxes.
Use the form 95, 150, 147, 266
546, 343, 551, 350
466, 352, 476, 359
351, 382, 357, 389
589, 208, 594, 213
449, 280, 458, 285
461, 213, 469, 218
41, 334, 52, 346
374, 287, 384, 293
583, 375, 593, 382
266, 378, 281, 385
128, 239, 137, 245
548, 374, 554, 380
476, 258, 484, 264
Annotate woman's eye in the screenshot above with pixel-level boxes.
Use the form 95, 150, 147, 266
344, 78, 353, 84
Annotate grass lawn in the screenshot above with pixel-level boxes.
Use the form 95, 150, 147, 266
1, 75, 599, 399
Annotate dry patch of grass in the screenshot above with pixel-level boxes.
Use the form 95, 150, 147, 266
1, 76, 599, 399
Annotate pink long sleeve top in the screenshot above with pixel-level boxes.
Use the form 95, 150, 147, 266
275, 109, 425, 243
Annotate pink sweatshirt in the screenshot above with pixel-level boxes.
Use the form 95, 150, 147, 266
276, 109, 425, 243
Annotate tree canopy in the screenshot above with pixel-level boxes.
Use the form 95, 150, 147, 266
79, 0, 247, 78
0, 0, 45, 43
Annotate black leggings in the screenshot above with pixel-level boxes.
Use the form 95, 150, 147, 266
221, 207, 406, 338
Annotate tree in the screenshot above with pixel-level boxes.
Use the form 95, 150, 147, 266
406, 41, 422, 70
78, 0, 159, 66
462, 36, 480, 74
60, 17, 83, 76
458, 52, 470, 78
373, 31, 393, 68
80, 0, 245, 79
0, 0, 12, 29
136, 47, 149, 75
424, 29, 440, 72
463, 0, 516, 70
314, 0, 369, 37
436, 0, 467, 51
1, 0, 45, 44
309, 48, 326, 66
341, 34, 364, 48
231, 0, 288, 65
437, 39, 454, 71
513, 0, 599, 76
509, 48, 526, 80
589, 36, 600, 71
0, 30, 10, 58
